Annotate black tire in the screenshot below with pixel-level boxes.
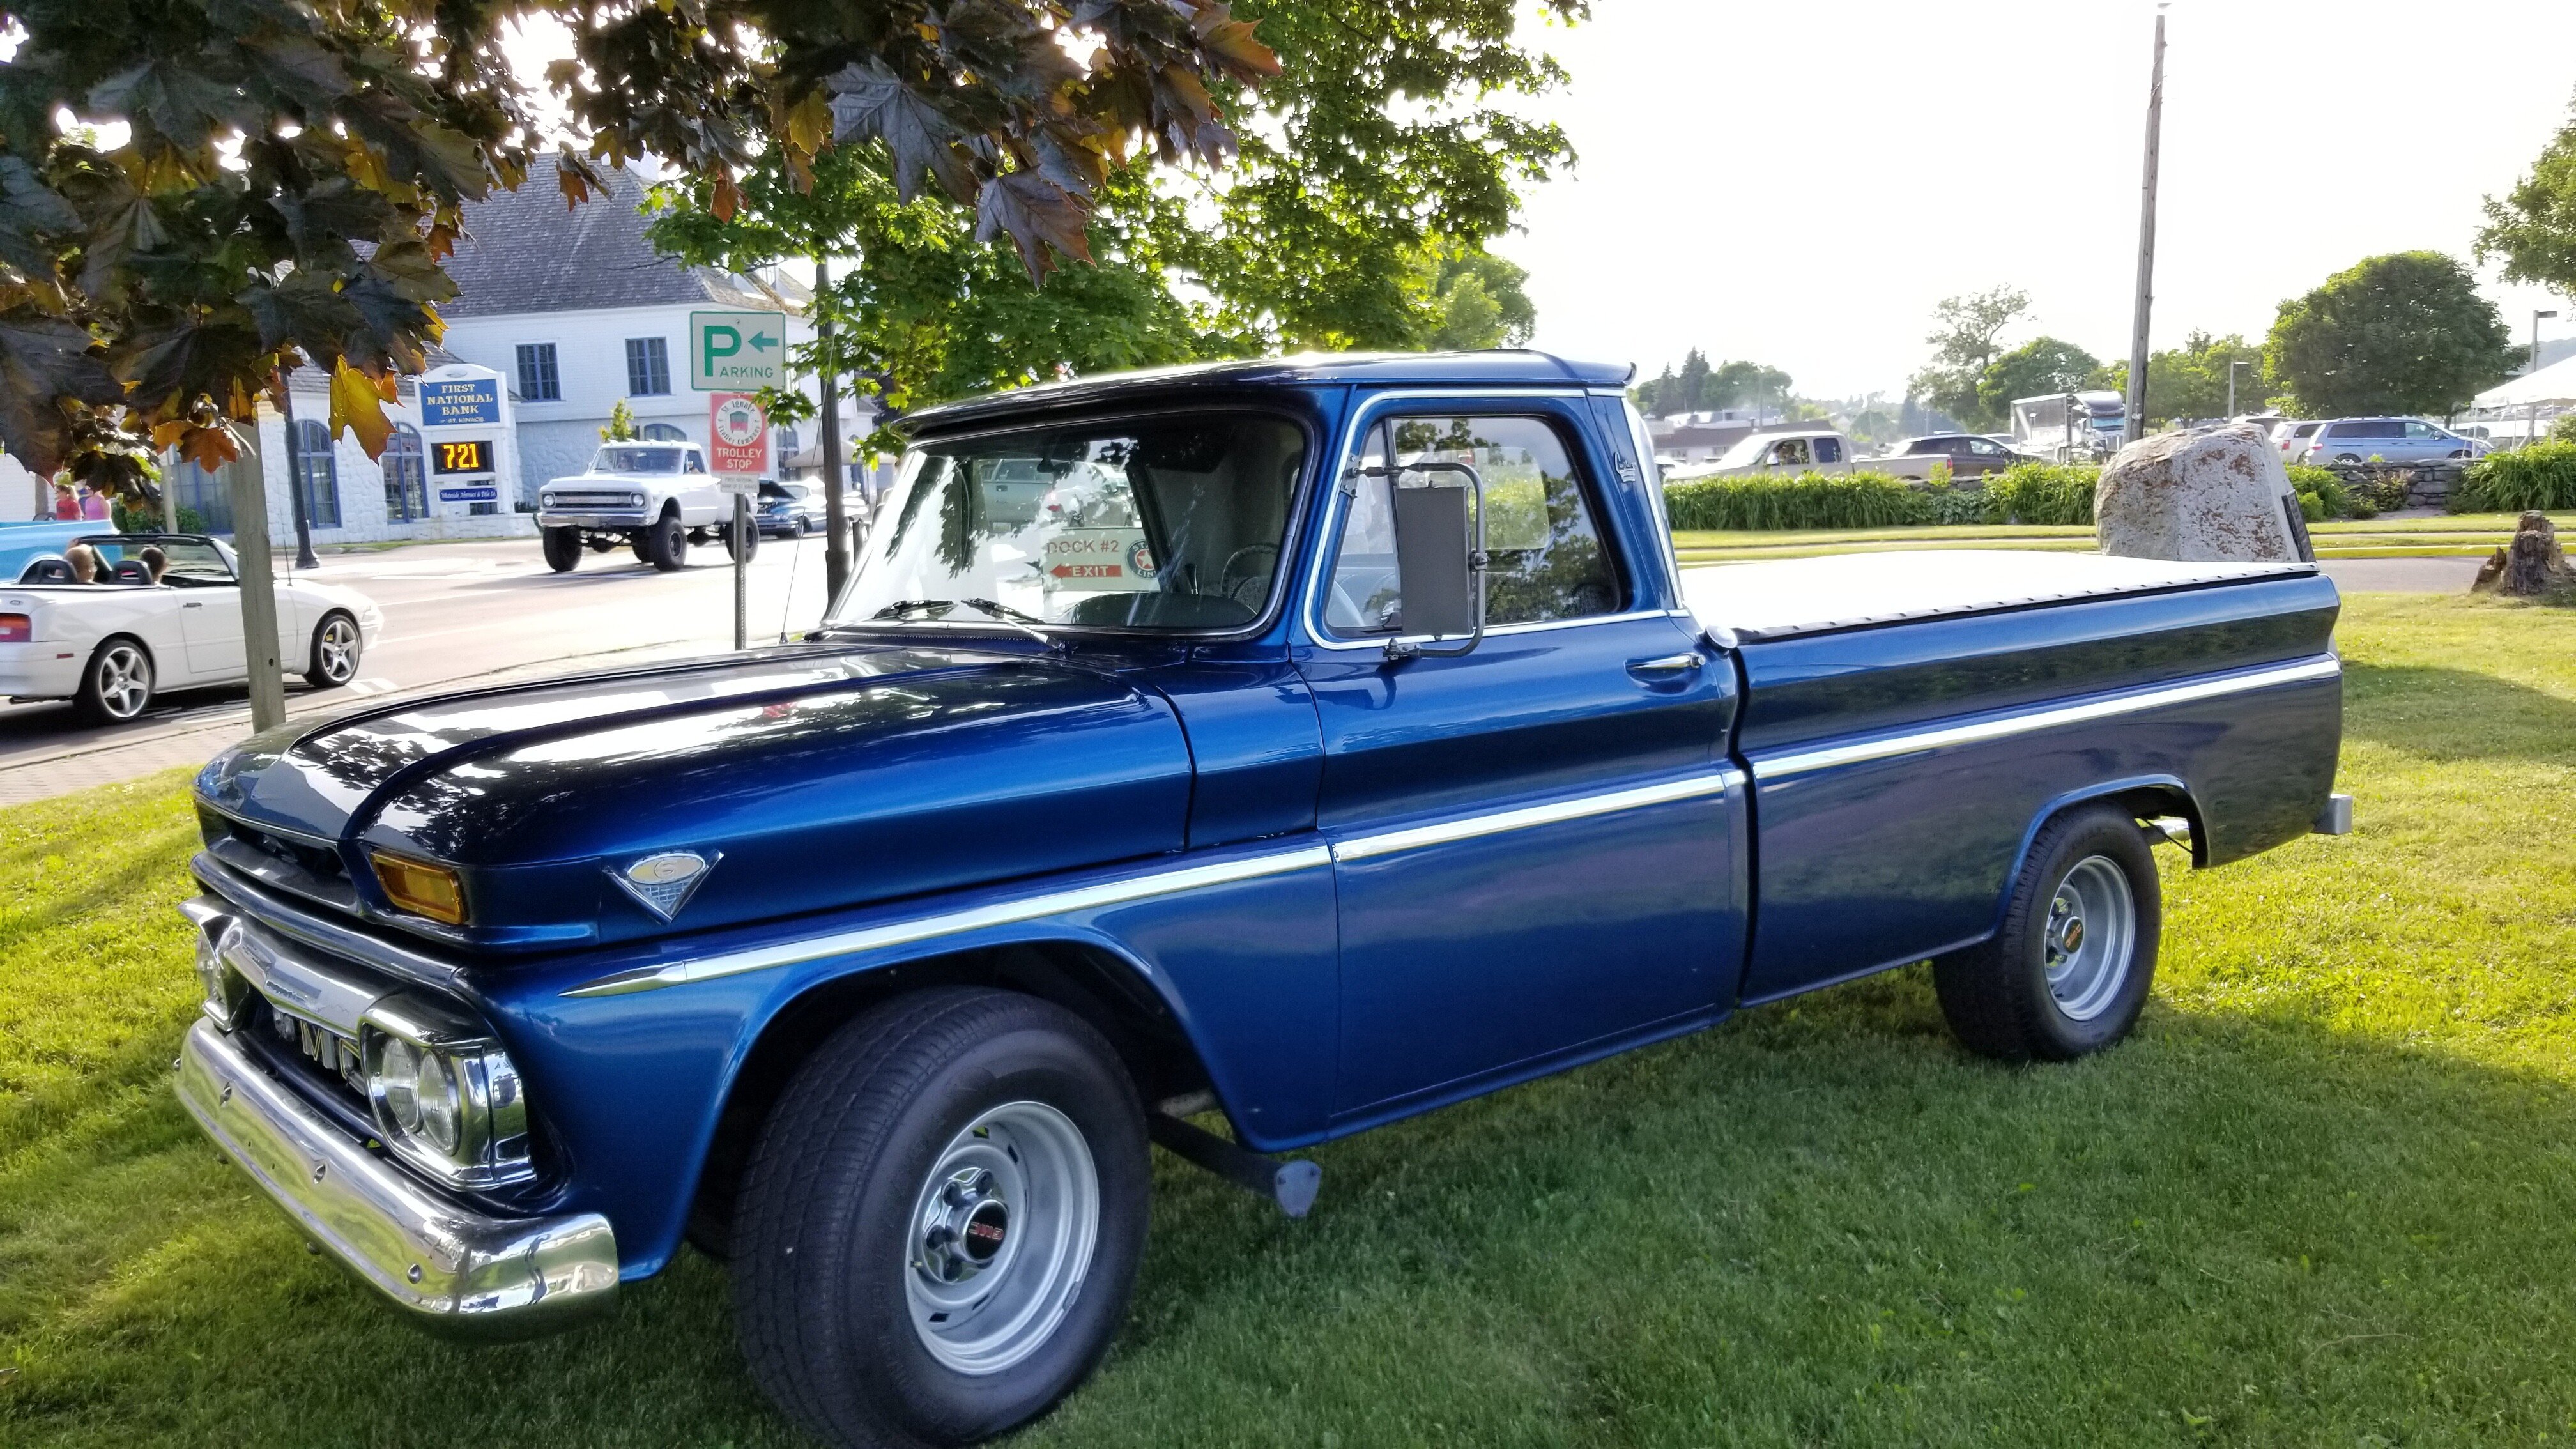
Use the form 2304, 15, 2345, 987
630, 532, 653, 564
724, 516, 760, 562
1932, 803, 2161, 1062
73, 636, 155, 724
645, 514, 688, 571
733, 988, 1149, 1449
541, 526, 583, 572
2333, 453, 2362, 464
795, 515, 813, 537
304, 611, 362, 689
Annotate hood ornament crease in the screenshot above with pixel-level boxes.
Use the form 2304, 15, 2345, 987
610, 850, 721, 922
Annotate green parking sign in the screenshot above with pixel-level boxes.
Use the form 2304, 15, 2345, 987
689, 309, 788, 391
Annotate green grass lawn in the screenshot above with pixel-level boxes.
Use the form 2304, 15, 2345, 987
9, 595, 2576, 1446
1674, 510, 2576, 563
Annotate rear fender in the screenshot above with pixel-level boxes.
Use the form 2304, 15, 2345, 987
1988, 774, 2203, 938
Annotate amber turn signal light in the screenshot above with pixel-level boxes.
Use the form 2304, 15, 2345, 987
371, 852, 466, 925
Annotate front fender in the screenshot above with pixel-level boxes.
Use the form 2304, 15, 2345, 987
473, 838, 1339, 1280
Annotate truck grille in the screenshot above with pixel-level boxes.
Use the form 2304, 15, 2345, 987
549, 491, 636, 508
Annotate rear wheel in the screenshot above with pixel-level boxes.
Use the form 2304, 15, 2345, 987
2333, 453, 2362, 464
724, 516, 760, 562
542, 526, 583, 572
1933, 803, 2161, 1062
645, 514, 688, 571
733, 988, 1148, 1449
305, 612, 361, 688
74, 637, 155, 724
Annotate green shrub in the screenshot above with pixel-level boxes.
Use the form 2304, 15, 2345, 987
1663, 470, 1928, 530
2296, 489, 2325, 523
2456, 442, 2576, 512
2549, 415, 2576, 444
1915, 485, 1990, 525
1982, 462, 2099, 525
2287, 464, 2370, 519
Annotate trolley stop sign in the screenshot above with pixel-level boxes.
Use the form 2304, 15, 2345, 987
709, 393, 769, 486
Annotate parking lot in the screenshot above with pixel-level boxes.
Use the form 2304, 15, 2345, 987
0, 532, 839, 804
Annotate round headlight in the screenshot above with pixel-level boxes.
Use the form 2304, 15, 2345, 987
540, 493, 555, 506
379, 1036, 421, 1132
627, 493, 644, 507
413, 1049, 462, 1154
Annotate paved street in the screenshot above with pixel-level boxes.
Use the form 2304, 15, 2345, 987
2319, 556, 2484, 593
0, 533, 839, 805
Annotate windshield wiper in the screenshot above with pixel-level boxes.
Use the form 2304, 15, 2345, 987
959, 598, 1058, 648
869, 599, 957, 620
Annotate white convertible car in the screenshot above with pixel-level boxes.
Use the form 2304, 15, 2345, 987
0, 533, 383, 724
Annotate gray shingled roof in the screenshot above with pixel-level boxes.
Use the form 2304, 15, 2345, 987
440, 155, 803, 318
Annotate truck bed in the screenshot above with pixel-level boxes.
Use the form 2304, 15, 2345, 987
1680, 549, 2315, 643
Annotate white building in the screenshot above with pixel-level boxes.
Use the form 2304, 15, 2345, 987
169, 156, 858, 546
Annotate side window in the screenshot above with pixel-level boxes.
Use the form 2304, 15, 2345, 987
1324, 414, 1621, 634
1770, 438, 1810, 466
685, 451, 707, 474
2402, 420, 2439, 440
1813, 436, 1843, 464
1969, 438, 2005, 456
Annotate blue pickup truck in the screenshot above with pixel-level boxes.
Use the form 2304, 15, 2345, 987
176, 353, 2347, 1448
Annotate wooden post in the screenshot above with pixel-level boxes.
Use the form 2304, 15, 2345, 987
815, 254, 851, 602
226, 423, 288, 732
2123, 9, 2166, 445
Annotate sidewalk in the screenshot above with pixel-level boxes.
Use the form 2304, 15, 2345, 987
0, 639, 706, 808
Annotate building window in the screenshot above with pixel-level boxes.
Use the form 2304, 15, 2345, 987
516, 342, 560, 402
383, 424, 427, 522
639, 422, 687, 441
289, 418, 342, 528
624, 337, 671, 396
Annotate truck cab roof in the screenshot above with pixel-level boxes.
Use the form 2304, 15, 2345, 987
903, 351, 1636, 436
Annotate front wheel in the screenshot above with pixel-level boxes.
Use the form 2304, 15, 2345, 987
541, 526, 583, 572
73, 637, 155, 723
1933, 802, 2161, 1062
305, 612, 362, 688
723, 517, 760, 562
645, 515, 688, 571
733, 988, 1149, 1449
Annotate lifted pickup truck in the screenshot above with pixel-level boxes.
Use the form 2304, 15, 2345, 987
1669, 425, 1948, 482
536, 440, 756, 572
177, 353, 2347, 1448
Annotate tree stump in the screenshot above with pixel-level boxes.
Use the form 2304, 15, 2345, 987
2470, 512, 2575, 597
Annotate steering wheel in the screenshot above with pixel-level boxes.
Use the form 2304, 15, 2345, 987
1218, 543, 1280, 607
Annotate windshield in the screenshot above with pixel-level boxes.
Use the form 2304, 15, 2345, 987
1714, 434, 1776, 467
828, 413, 1307, 633
592, 446, 683, 474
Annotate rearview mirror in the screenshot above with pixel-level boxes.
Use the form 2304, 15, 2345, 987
1381, 460, 1485, 661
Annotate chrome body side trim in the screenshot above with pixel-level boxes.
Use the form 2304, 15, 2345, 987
1331, 772, 1735, 863
217, 908, 400, 1036
562, 844, 1336, 999
1750, 656, 2342, 781
178, 1020, 617, 1337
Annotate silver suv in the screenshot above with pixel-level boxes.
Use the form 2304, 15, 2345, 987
2294, 417, 2487, 466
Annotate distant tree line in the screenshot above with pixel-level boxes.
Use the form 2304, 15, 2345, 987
1632, 349, 1796, 417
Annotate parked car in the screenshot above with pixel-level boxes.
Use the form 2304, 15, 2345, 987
177, 353, 2349, 1448
537, 441, 754, 572
755, 481, 822, 537
2274, 419, 2322, 462
1, 533, 380, 723
1671, 427, 1942, 480
2296, 417, 2488, 466
1876, 433, 2039, 477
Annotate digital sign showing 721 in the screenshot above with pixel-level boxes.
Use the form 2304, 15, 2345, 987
431, 439, 493, 475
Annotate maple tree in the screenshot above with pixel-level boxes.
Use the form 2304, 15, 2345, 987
0, 0, 1277, 497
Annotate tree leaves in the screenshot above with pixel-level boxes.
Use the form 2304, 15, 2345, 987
0, 315, 125, 474
975, 172, 1096, 280
0, 159, 80, 279
826, 64, 976, 206
328, 358, 397, 458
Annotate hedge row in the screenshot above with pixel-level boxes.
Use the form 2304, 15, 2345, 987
1662, 459, 2388, 532
2457, 442, 2576, 512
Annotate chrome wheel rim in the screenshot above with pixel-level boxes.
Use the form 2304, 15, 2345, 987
317, 618, 359, 681
94, 643, 151, 719
903, 1100, 1099, 1376
2044, 855, 2135, 1022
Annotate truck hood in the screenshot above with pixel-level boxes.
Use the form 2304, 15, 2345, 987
195, 644, 1192, 951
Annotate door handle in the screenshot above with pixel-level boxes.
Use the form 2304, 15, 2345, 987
1627, 652, 1704, 678
183, 601, 202, 609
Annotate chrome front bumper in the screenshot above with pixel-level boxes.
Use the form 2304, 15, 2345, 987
535, 510, 651, 530
177, 1019, 617, 1338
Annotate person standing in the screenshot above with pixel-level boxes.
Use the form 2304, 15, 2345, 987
53, 482, 79, 519
78, 486, 109, 521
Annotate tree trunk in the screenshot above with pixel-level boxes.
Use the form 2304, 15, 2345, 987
2471, 512, 2574, 597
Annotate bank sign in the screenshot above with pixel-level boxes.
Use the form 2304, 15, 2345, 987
690, 309, 787, 391
420, 378, 500, 427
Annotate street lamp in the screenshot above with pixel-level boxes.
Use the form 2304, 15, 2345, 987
2534, 310, 2559, 450
2228, 358, 2254, 419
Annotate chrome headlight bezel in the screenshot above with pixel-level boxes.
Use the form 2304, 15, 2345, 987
361, 993, 533, 1190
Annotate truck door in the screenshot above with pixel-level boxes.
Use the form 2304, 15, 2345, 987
1298, 401, 1745, 1123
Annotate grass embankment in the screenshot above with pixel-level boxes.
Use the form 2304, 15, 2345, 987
1674, 511, 2576, 564
9, 597, 2576, 1445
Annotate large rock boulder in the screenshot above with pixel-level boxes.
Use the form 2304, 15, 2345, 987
2095, 422, 2311, 563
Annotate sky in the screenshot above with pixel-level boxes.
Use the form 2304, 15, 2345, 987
1491, 0, 2576, 402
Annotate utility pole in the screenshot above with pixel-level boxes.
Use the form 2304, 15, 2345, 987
2228, 358, 2253, 419
228, 416, 288, 733
2534, 310, 2559, 449
277, 379, 320, 570
815, 255, 851, 602
2123, 6, 2167, 446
